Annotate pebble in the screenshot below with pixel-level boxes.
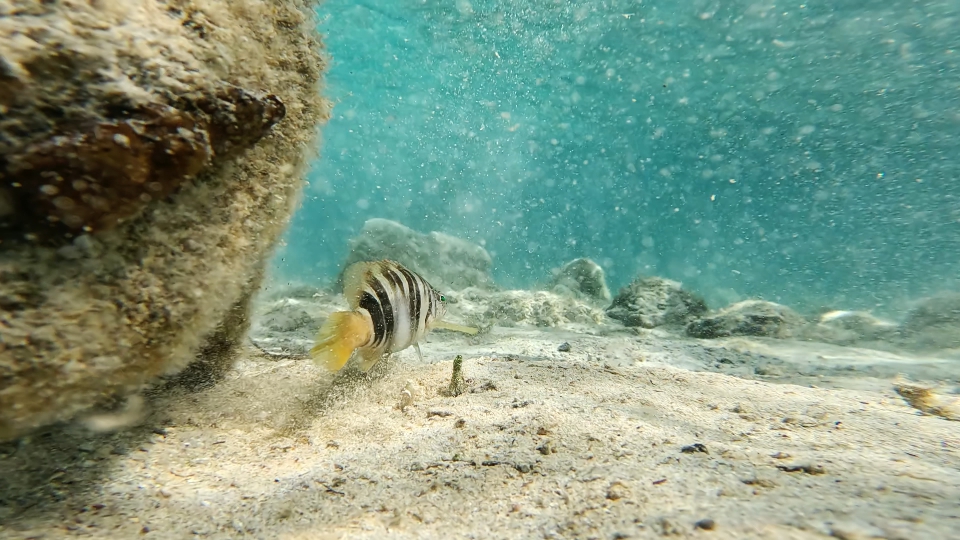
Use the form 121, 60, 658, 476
694, 518, 716, 530
680, 443, 708, 454
558, 342, 571, 352
536, 439, 556, 455
606, 481, 630, 501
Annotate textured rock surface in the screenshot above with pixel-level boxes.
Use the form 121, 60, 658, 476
456, 289, 606, 328
898, 293, 960, 350
686, 300, 808, 339
809, 310, 898, 346
0, 0, 330, 441
606, 276, 707, 328
340, 218, 495, 292
548, 258, 611, 303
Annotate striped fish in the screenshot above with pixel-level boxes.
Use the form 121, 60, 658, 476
309, 259, 478, 372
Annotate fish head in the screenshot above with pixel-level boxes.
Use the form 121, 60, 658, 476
426, 287, 448, 327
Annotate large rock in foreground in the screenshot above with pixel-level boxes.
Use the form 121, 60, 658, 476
341, 218, 495, 292
606, 276, 707, 328
0, 0, 329, 441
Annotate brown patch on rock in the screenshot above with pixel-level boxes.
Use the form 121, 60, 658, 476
1, 87, 285, 242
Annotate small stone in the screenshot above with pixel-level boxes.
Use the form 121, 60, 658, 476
536, 439, 556, 455
558, 342, 572, 352
471, 380, 497, 393
513, 463, 532, 473
754, 365, 783, 376
606, 481, 630, 501
777, 463, 826, 475
694, 519, 716, 530
680, 443, 708, 454
741, 477, 777, 488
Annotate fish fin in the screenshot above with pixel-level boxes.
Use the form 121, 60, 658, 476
414, 342, 423, 362
432, 320, 480, 335
308, 311, 371, 372
341, 262, 376, 310
358, 349, 386, 373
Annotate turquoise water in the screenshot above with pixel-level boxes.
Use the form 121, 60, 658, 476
274, 0, 960, 316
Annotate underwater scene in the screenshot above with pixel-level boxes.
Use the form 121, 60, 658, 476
1, 0, 959, 539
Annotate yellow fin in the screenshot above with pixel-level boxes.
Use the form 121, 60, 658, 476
432, 320, 479, 335
308, 311, 371, 372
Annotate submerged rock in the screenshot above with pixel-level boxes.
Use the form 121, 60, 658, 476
453, 289, 605, 328
898, 293, 960, 350
548, 258, 611, 303
686, 300, 807, 339
0, 0, 330, 441
606, 276, 707, 328
341, 218, 495, 292
810, 310, 898, 345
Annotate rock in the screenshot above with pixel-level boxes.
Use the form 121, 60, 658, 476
548, 258, 611, 303
0, 0, 330, 441
460, 289, 606, 328
605, 276, 707, 328
686, 300, 807, 339
694, 519, 716, 531
898, 292, 960, 350
809, 310, 898, 345
340, 219, 495, 292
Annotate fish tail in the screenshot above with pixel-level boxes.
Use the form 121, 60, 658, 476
309, 311, 371, 371
432, 320, 480, 335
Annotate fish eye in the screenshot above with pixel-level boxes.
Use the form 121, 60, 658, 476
440, 295, 446, 303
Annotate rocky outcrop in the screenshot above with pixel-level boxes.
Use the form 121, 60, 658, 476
0, 0, 330, 441
808, 310, 898, 345
548, 258, 611, 303
465, 289, 606, 328
897, 293, 960, 350
340, 218, 496, 292
686, 300, 807, 339
606, 276, 707, 328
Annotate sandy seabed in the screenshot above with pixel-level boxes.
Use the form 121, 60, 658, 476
1, 311, 959, 539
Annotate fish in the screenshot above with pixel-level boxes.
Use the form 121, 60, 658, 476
309, 259, 479, 372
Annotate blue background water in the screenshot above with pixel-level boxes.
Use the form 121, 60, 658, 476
272, 0, 960, 316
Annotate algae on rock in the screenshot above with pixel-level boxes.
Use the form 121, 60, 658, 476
0, 0, 331, 441
606, 276, 707, 329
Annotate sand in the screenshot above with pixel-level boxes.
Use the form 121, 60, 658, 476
2, 306, 959, 540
